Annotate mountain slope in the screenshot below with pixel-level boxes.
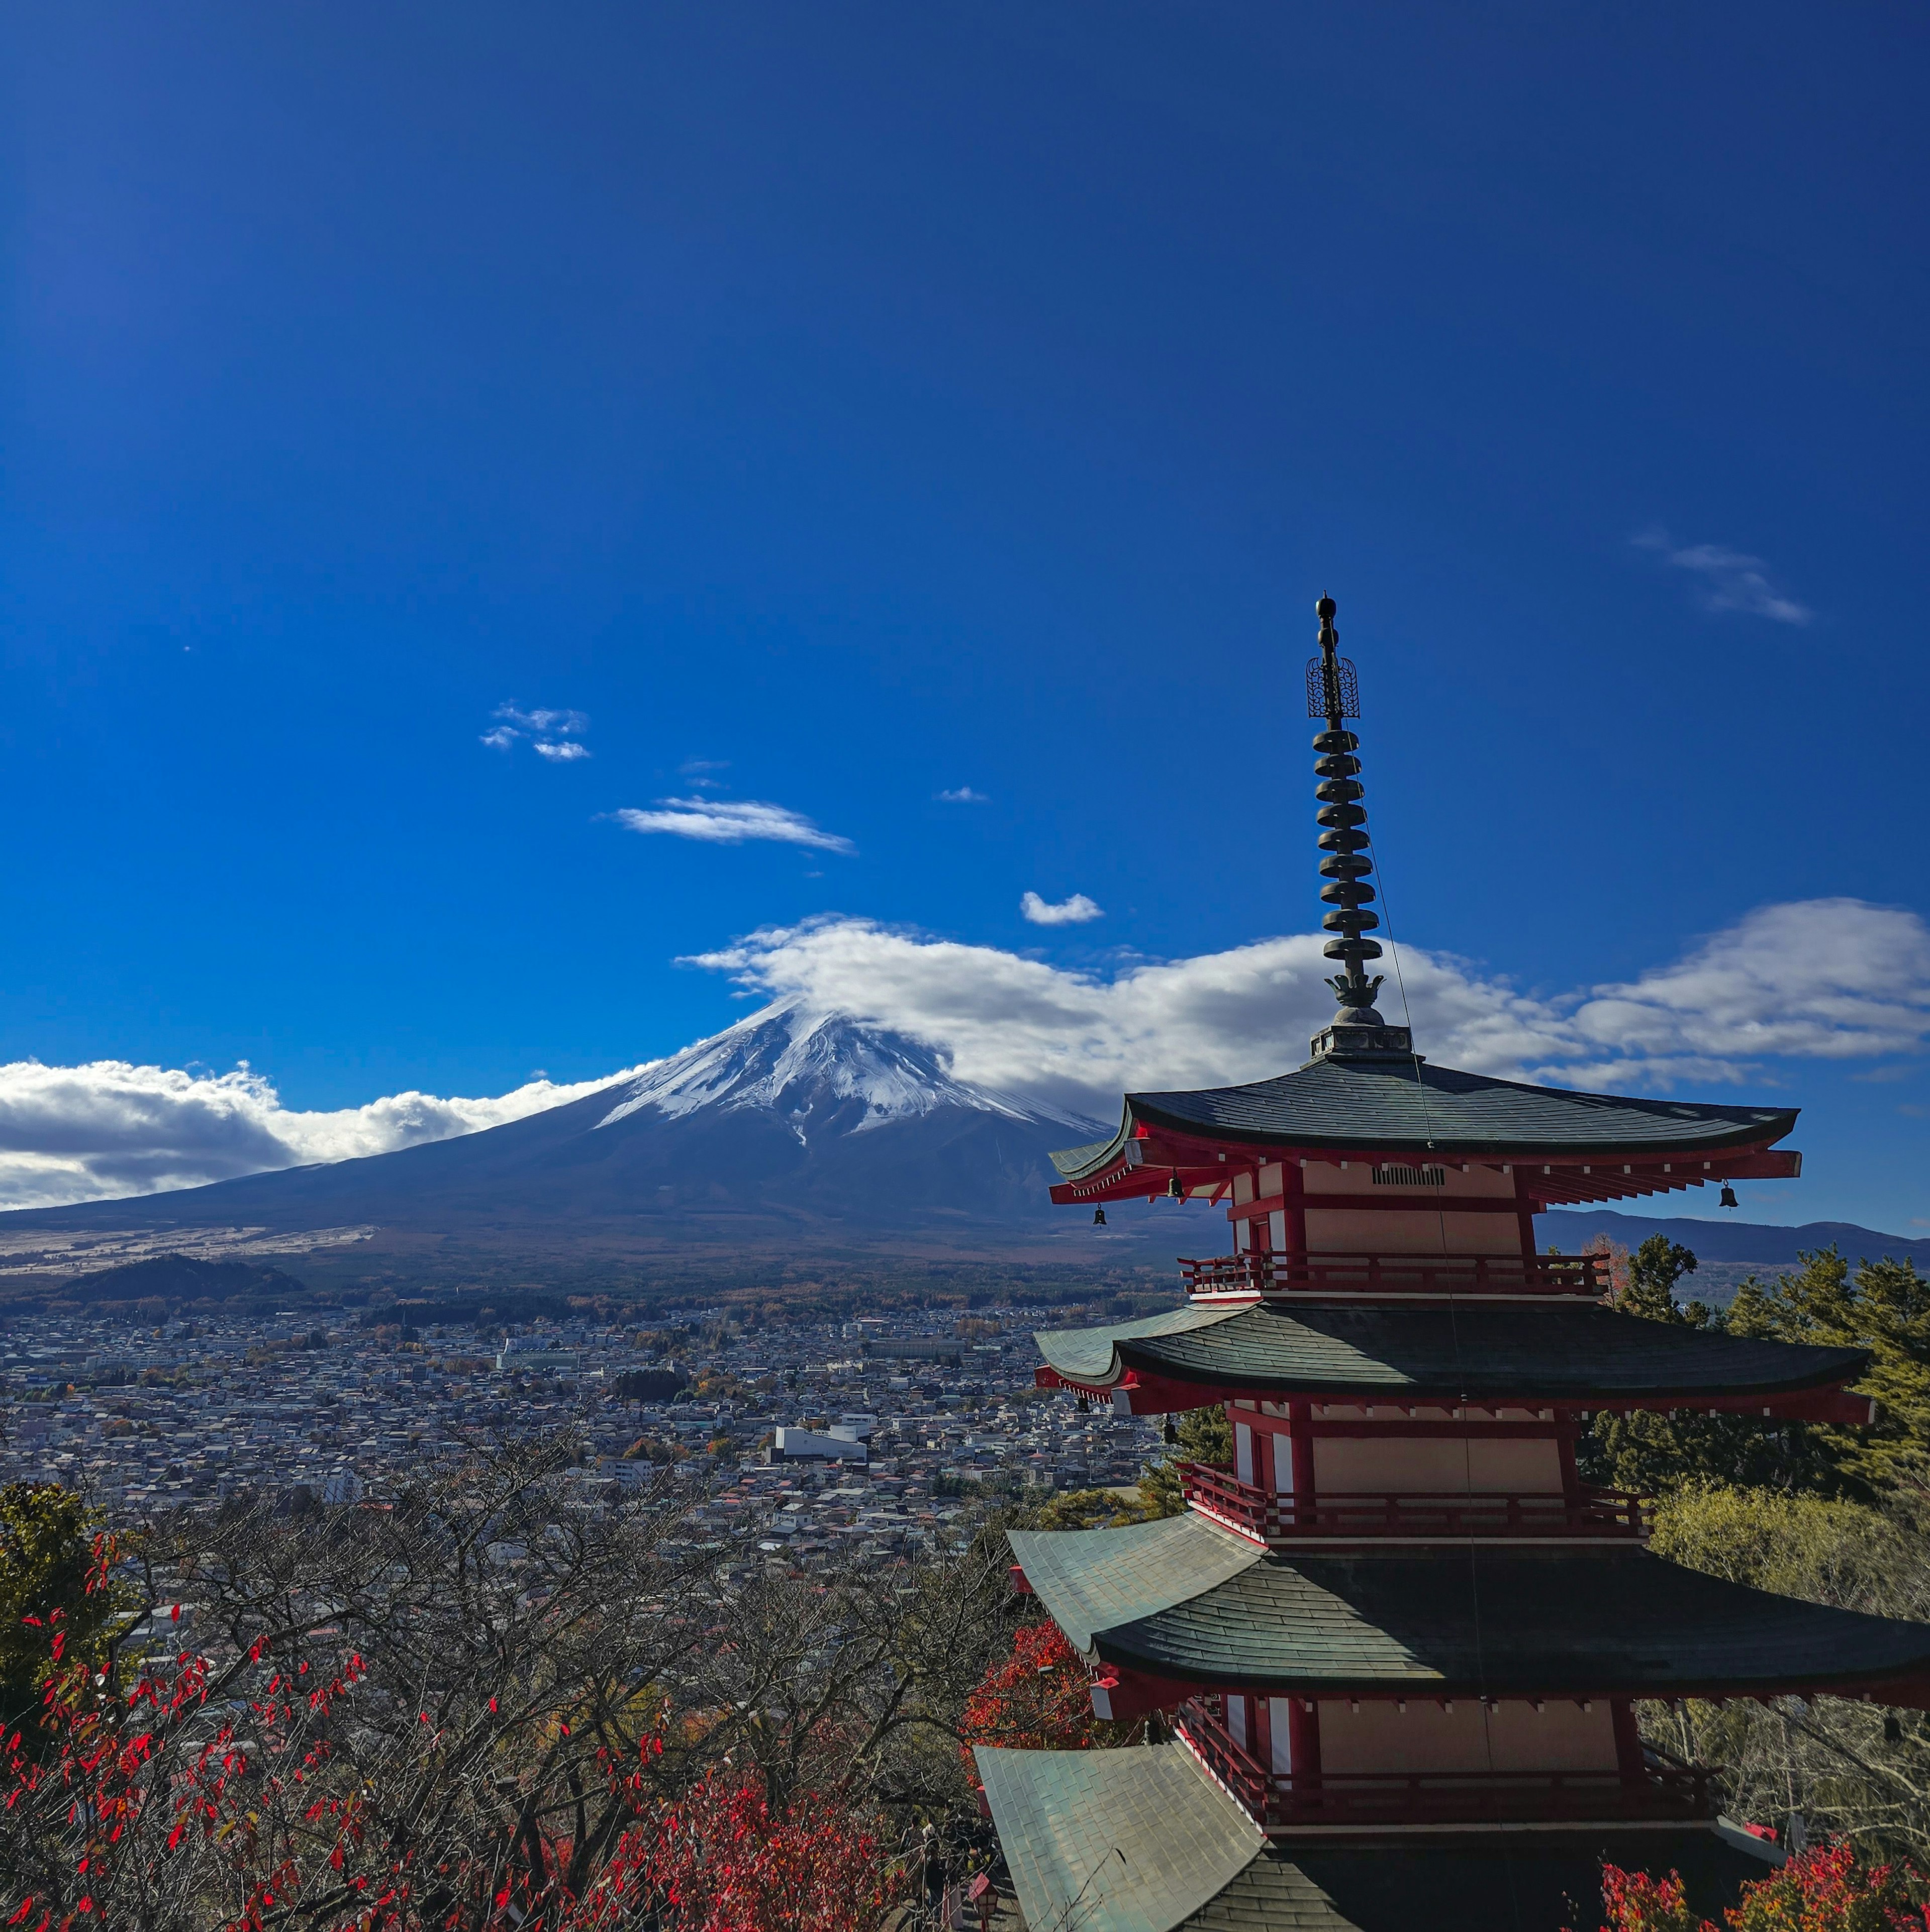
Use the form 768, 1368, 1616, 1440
1538, 1208, 1930, 1268
0, 1006, 1111, 1257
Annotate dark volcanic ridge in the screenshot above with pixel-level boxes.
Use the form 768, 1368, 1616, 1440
1537, 1208, 1930, 1269
9, 1008, 1922, 1299
57, 1253, 312, 1306
0, 1006, 1140, 1280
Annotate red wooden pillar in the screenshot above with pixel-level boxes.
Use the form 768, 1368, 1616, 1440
1557, 1417, 1584, 1519
1287, 1698, 1322, 1800
1288, 1399, 1316, 1527
1250, 1694, 1273, 1804
1610, 1699, 1645, 1786
1252, 1413, 1278, 1496
1513, 1169, 1538, 1262
1284, 1157, 1308, 1263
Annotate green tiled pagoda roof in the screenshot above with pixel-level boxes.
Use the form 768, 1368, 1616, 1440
1035, 1304, 1243, 1384
977, 1743, 1780, 1931
1008, 1515, 1261, 1652
1184, 1833, 1779, 1932
1010, 1517, 1930, 1698
1050, 1056, 1797, 1179
975, 1741, 1262, 1932
1034, 1302, 1869, 1401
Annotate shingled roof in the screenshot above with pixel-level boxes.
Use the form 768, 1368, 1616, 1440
1033, 1301, 1869, 1402
1007, 1515, 1930, 1699
1050, 1056, 1797, 1181
975, 1742, 1779, 1932
976, 1742, 1262, 1932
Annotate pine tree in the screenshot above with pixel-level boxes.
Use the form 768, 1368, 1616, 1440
1586, 1238, 1798, 1496
1136, 1404, 1234, 1517
1739, 1247, 1930, 1497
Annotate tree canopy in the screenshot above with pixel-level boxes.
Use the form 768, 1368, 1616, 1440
0, 1483, 128, 1740
1584, 1236, 1930, 1501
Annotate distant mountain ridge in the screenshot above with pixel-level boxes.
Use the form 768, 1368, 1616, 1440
59, 1254, 311, 1305
1537, 1209, 1930, 1268
0, 1006, 1113, 1267
16, 1010, 1919, 1287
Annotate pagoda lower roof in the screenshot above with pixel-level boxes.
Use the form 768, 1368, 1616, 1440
977, 1741, 1262, 1932
1049, 1056, 1797, 1179
1007, 1513, 1930, 1701
1035, 1301, 1869, 1404
977, 1742, 1778, 1932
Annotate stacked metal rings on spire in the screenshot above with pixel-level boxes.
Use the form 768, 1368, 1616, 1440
1307, 597, 1384, 1011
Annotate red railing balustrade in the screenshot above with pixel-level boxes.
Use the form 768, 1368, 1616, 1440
1179, 1462, 1651, 1542
1175, 1697, 1713, 1829
1179, 1250, 1609, 1299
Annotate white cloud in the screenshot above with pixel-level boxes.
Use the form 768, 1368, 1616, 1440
9, 898, 1924, 1212
688, 918, 1565, 1116
690, 898, 1930, 1117
1633, 528, 1813, 625
1021, 891, 1103, 926
0, 1059, 647, 1212
609, 799, 855, 853
1560, 898, 1930, 1077
497, 704, 589, 736
484, 703, 591, 758
938, 787, 989, 803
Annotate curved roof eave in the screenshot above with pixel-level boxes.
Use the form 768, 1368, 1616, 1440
1007, 1526, 1930, 1701
1047, 1062, 1801, 1180
1038, 1304, 1870, 1403
1125, 1098, 1797, 1161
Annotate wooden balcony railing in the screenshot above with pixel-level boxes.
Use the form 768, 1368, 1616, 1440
1180, 1463, 1651, 1543
1179, 1250, 1608, 1299
1176, 1698, 1713, 1829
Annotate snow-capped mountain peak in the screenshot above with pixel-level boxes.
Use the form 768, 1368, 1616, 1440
594, 1002, 1095, 1141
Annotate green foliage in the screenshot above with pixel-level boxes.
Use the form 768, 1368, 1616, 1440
1610, 1236, 1716, 1329
1648, 1485, 1930, 1860
1136, 1403, 1234, 1518
1027, 1487, 1153, 1530
1584, 1238, 1930, 1501
1733, 1248, 1930, 1498
0, 1485, 127, 1734
1649, 1484, 1920, 1609
1586, 1402, 1805, 1498
1175, 1403, 1233, 1466
1586, 1238, 1792, 1495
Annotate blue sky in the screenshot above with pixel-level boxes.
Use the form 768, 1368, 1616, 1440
4, 5, 1929, 1227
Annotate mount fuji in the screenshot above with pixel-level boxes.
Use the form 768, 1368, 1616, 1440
0, 1007, 1119, 1278
594, 1000, 1096, 1146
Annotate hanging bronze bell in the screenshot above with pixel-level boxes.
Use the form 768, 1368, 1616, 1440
1162, 1417, 1179, 1445
1719, 1184, 1740, 1209
1167, 1171, 1185, 1200
1092, 1207, 1107, 1226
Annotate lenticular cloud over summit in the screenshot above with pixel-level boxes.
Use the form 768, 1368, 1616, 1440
689, 898, 1930, 1111
0, 897, 1924, 1211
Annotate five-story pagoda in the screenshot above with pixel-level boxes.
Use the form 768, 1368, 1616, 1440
974, 599, 1930, 1932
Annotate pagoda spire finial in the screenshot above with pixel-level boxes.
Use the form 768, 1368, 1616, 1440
1305, 595, 1413, 1061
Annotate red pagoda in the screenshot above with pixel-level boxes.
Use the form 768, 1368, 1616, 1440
974, 598, 1930, 1931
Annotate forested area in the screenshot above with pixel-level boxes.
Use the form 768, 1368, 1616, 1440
1580, 1236, 1930, 1874
0, 1447, 1034, 1931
